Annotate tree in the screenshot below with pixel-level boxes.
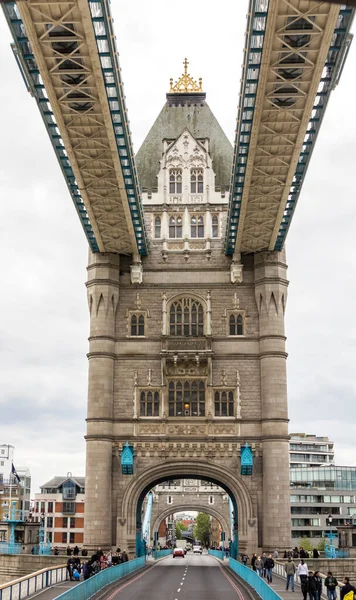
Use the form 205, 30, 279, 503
299, 537, 313, 553
316, 537, 326, 552
194, 513, 210, 546
175, 521, 187, 540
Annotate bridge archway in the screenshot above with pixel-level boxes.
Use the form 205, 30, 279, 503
151, 503, 231, 544
117, 459, 257, 557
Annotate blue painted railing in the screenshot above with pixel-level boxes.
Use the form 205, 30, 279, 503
153, 549, 173, 560
54, 557, 146, 600
0, 565, 68, 600
208, 549, 225, 560
229, 558, 283, 600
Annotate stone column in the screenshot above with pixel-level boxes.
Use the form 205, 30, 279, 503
84, 251, 120, 549
254, 250, 291, 551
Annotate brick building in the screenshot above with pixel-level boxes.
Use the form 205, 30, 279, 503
33, 476, 85, 549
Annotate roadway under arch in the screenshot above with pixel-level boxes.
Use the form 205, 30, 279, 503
151, 503, 230, 543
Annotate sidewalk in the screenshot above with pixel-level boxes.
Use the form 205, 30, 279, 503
269, 573, 301, 600
26, 581, 78, 600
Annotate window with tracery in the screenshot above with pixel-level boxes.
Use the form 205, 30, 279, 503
169, 297, 204, 336
168, 380, 205, 417
131, 314, 145, 336
154, 216, 161, 239
212, 215, 219, 238
214, 390, 234, 416
140, 390, 160, 416
169, 169, 182, 194
229, 313, 243, 336
191, 215, 204, 238
190, 169, 203, 193
169, 215, 183, 238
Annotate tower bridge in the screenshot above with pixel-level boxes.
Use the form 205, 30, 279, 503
1, 0, 354, 557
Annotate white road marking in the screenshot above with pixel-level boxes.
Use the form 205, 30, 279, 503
177, 588, 181, 592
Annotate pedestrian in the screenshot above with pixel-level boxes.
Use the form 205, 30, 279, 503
66, 546, 72, 556
54, 546, 59, 556
121, 550, 128, 562
285, 556, 296, 592
73, 545, 79, 556
261, 552, 267, 577
67, 557, 74, 581
241, 553, 249, 565
325, 571, 338, 600
314, 571, 322, 600
340, 577, 356, 600
308, 571, 317, 600
251, 553, 257, 571
265, 554, 275, 584
312, 549, 319, 559
274, 549, 279, 559
255, 556, 263, 577
296, 560, 309, 600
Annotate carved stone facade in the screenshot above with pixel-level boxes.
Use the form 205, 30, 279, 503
84, 85, 291, 556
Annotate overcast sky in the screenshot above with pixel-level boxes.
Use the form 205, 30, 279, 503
0, 2, 355, 496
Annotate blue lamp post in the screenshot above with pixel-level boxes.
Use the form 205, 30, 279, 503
327, 514, 336, 558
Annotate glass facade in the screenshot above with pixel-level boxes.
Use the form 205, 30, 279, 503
290, 466, 356, 490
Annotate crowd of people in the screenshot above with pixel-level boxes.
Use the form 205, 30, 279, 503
66, 547, 128, 581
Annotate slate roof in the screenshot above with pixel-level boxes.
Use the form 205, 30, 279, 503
41, 476, 85, 489
136, 95, 233, 192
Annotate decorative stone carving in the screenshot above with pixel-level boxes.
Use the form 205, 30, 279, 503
212, 424, 236, 435
230, 261, 243, 284
130, 263, 143, 284
167, 424, 207, 436
221, 368, 227, 386
166, 360, 207, 377
168, 340, 206, 351
138, 423, 162, 435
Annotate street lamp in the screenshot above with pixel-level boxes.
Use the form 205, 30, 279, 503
327, 514, 336, 558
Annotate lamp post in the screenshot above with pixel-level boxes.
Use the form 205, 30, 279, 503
39, 511, 45, 555
327, 514, 336, 558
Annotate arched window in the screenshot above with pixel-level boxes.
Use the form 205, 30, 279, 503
154, 216, 161, 238
169, 215, 183, 238
169, 298, 204, 336
214, 390, 234, 416
168, 380, 205, 417
191, 215, 204, 238
140, 390, 160, 416
229, 313, 244, 336
191, 169, 203, 193
212, 215, 219, 238
169, 169, 182, 194
131, 314, 145, 336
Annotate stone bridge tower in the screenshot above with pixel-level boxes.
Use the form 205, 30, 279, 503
84, 62, 291, 555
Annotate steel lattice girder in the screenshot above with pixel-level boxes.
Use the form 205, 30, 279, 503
2, 0, 148, 256
225, 0, 355, 255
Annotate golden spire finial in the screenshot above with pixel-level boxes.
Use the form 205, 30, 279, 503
169, 59, 203, 94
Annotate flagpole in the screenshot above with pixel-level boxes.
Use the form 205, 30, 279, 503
9, 461, 12, 516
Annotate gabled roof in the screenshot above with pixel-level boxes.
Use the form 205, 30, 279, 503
40, 476, 85, 489
136, 97, 233, 192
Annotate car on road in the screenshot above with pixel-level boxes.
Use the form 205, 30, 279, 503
193, 545, 202, 554
173, 548, 185, 558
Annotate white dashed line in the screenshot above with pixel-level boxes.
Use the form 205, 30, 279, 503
177, 588, 181, 593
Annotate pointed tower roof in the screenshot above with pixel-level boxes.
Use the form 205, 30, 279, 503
136, 60, 233, 192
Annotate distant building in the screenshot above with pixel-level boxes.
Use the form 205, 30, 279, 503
0, 444, 31, 524
290, 434, 335, 467
34, 475, 85, 548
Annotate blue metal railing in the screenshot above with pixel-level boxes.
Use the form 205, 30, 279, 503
208, 549, 225, 560
0, 565, 68, 600
229, 558, 283, 600
54, 557, 146, 600
153, 549, 173, 560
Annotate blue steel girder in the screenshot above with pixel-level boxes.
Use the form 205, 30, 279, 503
1, 0, 148, 256
225, 0, 355, 256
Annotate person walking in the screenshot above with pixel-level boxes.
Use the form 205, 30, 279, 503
261, 553, 267, 578
307, 572, 317, 600
340, 577, 356, 600
285, 556, 296, 592
255, 556, 263, 577
121, 550, 128, 562
251, 553, 257, 571
296, 560, 309, 600
325, 571, 338, 600
265, 554, 275, 584
314, 571, 322, 600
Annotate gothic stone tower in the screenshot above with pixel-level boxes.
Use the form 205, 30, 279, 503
84, 63, 291, 555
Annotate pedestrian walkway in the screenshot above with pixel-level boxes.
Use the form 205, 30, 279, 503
25, 580, 78, 600
269, 572, 301, 600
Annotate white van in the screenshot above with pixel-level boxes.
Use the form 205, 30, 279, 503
193, 545, 202, 554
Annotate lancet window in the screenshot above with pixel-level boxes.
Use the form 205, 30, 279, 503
191, 215, 204, 238
169, 169, 182, 194
190, 169, 203, 193
131, 314, 145, 336
169, 215, 183, 238
140, 390, 160, 417
212, 215, 219, 238
154, 216, 161, 239
229, 313, 244, 336
169, 297, 204, 336
214, 390, 234, 417
168, 380, 205, 417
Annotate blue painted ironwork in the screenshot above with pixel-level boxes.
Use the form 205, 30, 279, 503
274, 8, 355, 251
121, 442, 134, 475
39, 514, 51, 555
142, 491, 153, 543
0, 2, 100, 254
153, 548, 173, 560
53, 557, 146, 600
240, 442, 253, 476
225, 1, 269, 255
208, 549, 225, 560
88, 0, 148, 256
229, 557, 283, 600
0, 565, 68, 600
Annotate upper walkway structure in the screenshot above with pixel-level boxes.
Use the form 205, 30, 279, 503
2, 0, 148, 256
225, 0, 354, 255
